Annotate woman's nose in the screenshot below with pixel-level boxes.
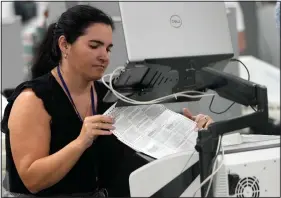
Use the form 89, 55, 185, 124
98, 49, 109, 63
98, 52, 109, 63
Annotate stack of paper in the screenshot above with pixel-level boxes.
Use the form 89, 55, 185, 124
104, 103, 198, 159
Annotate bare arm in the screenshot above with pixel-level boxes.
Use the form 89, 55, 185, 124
8, 89, 87, 194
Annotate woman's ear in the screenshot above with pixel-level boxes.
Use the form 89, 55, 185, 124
58, 35, 70, 59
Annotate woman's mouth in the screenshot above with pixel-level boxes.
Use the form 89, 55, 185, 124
93, 65, 105, 70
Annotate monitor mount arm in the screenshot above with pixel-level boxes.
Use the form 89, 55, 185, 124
193, 67, 268, 197
103, 60, 269, 198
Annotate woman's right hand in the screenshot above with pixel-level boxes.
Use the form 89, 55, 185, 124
77, 115, 115, 149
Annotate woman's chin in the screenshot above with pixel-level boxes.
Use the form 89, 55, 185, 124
87, 67, 107, 81
88, 73, 104, 81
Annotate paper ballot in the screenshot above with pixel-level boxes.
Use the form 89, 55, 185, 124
103, 103, 198, 159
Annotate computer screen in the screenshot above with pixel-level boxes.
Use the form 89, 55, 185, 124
119, 2, 234, 62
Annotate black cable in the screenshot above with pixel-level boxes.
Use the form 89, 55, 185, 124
209, 58, 257, 114
230, 58, 250, 81
231, 59, 257, 112
178, 150, 197, 175
208, 95, 236, 114
250, 105, 257, 112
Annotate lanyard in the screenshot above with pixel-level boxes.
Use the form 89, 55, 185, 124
57, 66, 96, 122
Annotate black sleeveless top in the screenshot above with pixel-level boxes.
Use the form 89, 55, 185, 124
1, 73, 142, 197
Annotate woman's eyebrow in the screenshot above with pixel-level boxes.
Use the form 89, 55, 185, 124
89, 40, 113, 47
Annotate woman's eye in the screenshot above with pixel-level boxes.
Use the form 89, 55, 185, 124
89, 45, 99, 49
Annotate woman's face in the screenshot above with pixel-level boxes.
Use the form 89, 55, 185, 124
66, 23, 113, 81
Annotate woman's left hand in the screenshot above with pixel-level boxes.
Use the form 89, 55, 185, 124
183, 108, 213, 129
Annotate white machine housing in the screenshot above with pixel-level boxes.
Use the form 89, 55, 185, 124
129, 137, 280, 197
213, 145, 280, 197
213, 147, 280, 197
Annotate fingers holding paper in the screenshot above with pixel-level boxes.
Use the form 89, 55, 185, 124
195, 114, 213, 129
86, 115, 115, 134
91, 122, 115, 131
183, 108, 196, 120
76, 115, 115, 149
183, 108, 213, 129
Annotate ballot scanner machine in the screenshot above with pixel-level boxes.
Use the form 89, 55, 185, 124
102, 2, 280, 197
129, 137, 280, 197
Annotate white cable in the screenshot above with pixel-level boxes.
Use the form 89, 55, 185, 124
205, 135, 222, 197
192, 144, 225, 197
101, 67, 215, 105
102, 68, 211, 104
103, 67, 215, 104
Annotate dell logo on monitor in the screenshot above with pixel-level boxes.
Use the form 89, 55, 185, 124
170, 15, 182, 28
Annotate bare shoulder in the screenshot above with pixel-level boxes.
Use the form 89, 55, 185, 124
8, 88, 51, 130
14, 88, 44, 105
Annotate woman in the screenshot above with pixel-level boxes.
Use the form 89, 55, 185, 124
276, 1, 280, 29
1, 5, 213, 197
224, 1, 246, 53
